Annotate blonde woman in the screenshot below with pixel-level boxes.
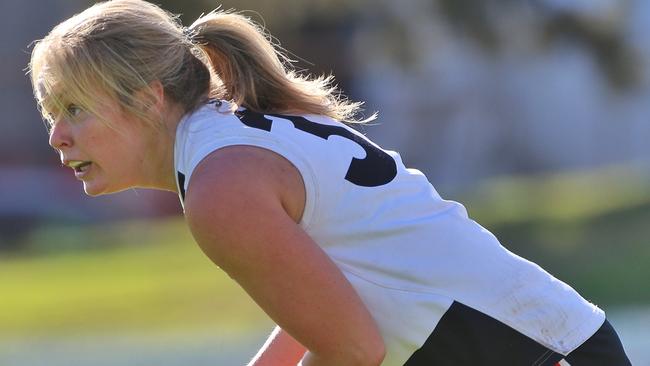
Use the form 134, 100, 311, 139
29, 1, 630, 365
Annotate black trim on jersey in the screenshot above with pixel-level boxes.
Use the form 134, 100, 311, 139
235, 109, 272, 131
403, 302, 631, 366
177, 171, 186, 201
404, 301, 564, 366
234, 109, 397, 187
562, 319, 631, 365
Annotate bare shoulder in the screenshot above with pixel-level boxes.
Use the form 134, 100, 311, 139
184, 145, 306, 226
182, 144, 308, 279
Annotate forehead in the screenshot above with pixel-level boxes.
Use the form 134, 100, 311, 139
36, 77, 49, 101
34, 67, 63, 103
36, 69, 107, 115
34, 65, 73, 109
33, 48, 104, 108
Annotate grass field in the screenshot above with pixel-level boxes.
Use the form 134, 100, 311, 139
0, 218, 271, 339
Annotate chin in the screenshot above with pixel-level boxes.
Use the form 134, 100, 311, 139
82, 181, 128, 196
83, 184, 108, 197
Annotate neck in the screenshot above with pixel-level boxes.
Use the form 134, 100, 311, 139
141, 102, 187, 193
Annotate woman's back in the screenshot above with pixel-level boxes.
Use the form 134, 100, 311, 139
175, 100, 605, 365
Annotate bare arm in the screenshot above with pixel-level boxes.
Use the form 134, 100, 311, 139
184, 146, 385, 366
248, 326, 306, 366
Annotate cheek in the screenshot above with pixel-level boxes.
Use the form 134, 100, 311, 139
110, 134, 150, 171
85, 130, 133, 168
84, 118, 153, 174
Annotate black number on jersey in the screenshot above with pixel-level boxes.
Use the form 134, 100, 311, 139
234, 110, 397, 187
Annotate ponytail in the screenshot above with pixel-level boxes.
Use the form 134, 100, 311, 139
188, 10, 374, 123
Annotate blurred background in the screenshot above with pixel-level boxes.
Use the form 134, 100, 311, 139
1, 0, 649, 364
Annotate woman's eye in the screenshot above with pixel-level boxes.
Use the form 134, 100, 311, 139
67, 104, 82, 117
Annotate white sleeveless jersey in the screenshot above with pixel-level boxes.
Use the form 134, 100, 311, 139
174, 101, 605, 365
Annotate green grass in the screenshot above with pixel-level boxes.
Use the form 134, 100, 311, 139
0, 218, 271, 339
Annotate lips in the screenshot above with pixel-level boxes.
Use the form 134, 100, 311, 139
64, 160, 93, 174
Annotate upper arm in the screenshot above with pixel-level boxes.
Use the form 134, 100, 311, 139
184, 145, 384, 364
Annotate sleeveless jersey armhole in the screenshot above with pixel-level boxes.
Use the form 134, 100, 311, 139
182, 132, 319, 230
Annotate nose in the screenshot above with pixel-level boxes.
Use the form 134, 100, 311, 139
48, 119, 72, 150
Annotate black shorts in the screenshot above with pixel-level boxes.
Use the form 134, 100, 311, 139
404, 301, 631, 365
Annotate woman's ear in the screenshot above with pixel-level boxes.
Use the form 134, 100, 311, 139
132, 80, 166, 115
145, 80, 166, 112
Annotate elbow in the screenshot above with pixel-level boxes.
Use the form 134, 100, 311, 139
356, 323, 386, 366
366, 344, 386, 366
355, 336, 386, 366
370, 340, 386, 366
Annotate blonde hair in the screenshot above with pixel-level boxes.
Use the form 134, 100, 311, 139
28, 0, 372, 130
